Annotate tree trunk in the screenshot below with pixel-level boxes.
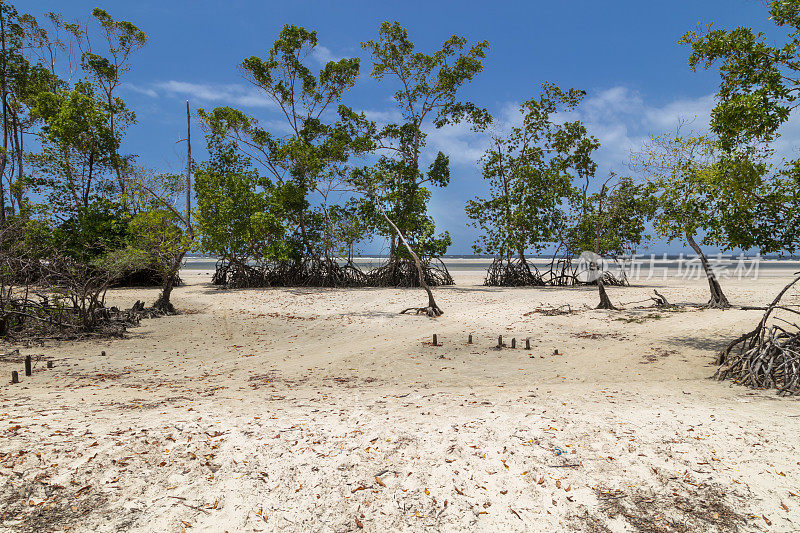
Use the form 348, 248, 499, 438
686, 232, 730, 308
13, 110, 22, 215
153, 277, 176, 314
377, 201, 442, 317
518, 248, 534, 278
596, 276, 615, 309
0, 7, 7, 223
105, 86, 127, 208
185, 101, 192, 234
153, 258, 181, 315
594, 184, 615, 309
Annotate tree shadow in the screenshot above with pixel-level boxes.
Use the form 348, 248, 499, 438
661, 332, 733, 353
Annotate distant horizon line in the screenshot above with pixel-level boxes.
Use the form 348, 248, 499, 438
184, 253, 800, 261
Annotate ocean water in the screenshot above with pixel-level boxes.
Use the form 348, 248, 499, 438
182, 255, 800, 279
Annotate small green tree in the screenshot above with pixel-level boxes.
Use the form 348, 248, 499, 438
680, 0, 799, 255
361, 21, 490, 270
194, 140, 289, 278
466, 83, 597, 285
127, 170, 193, 313
633, 132, 732, 308
80, 8, 146, 202
126, 207, 185, 312
198, 24, 362, 272
569, 174, 657, 307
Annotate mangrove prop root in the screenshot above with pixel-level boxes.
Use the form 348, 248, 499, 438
714, 273, 800, 395
400, 305, 443, 318
484, 257, 629, 287
212, 257, 453, 289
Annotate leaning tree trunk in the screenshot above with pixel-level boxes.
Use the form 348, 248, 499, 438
596, 276, 616, 309
686, 232, 730, 309
377, 203, 442, 317
153, 254, 185, 315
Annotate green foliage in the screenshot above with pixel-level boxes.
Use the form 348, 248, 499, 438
570, 175, 657, 258
194, 143, 291, 264
357, 21, 489, 258
52, 198, 128, 260
198, 24, 366, 263
126, 208, 186, 278
28, 82, 118, 215
682, 3, 800, 152
82, 8, 146, 186
91, 244, 150, 281
466, 83, 599, 258
324, 201, 372, 260
633, 133, 723, 244
681, 1, 800, 254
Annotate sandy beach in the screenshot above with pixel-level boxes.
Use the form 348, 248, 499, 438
2, 270, 800, 532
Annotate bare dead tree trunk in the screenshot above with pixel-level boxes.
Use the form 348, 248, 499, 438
376, 199, 442, 317
185, 100, 192, 234
0, 6, 7, 223
12, 108, 22, 215
685, 232, 730, 309
109, 93, 124, 205
153, 101, 193, 314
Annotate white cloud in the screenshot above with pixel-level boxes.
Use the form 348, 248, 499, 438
574, 86, 715, 171
123, 83, 158, 98
411, 88, 716, 171
424, 120, 491, 166
153, 81, 276, 109
310, 45, 341, 65
125, 80, 278, 110
363, 109, 403, 124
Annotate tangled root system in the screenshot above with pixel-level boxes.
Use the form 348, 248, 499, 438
715, 274, 800, 395
212, 257, 453, 289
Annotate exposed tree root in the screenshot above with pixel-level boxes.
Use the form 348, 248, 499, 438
705, 295, 732, 309
651, 290, 670, 307
714, 273, 800, 395
524, 305, 573, 316
484, 257, 545, 286
367, 257, 453, 287
485, 256, 629, 287
596, 280, 617, 310
400, 305, 443, 317
212, 258, 368, 288
212, 256, 452, 289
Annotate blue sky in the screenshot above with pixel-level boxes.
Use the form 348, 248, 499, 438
25, 0, 780, 255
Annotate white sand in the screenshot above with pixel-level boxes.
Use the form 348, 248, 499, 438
2, 270, 800, 532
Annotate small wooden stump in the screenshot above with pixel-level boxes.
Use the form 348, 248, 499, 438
511, 338, 516, 349
25, 355, 32, 377
497, 335, 503, 349
468, 334, 473, 344
11, 371, 19, 384
47, 361, 54, 369
525, 338, 531, 350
